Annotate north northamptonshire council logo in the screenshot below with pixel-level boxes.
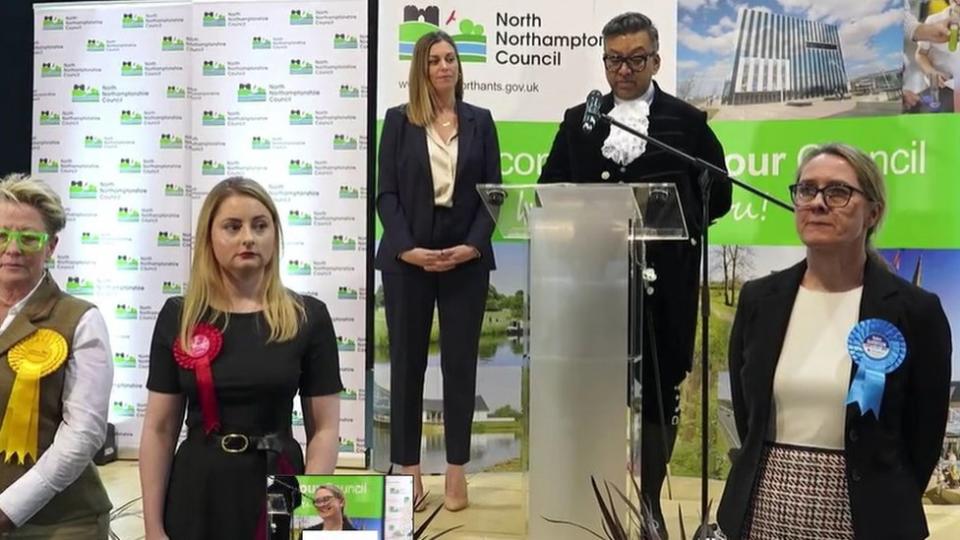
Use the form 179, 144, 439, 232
113, 353, 136, 368
252, 136, 271, 149
115, 255, 139, 271
115, 303, 138, 320
87, 39, 105, 52
334, 33, 358, 49
167, 85, 186, 98
290, 9, 314, 25
288, 210, 311, 226
121, 61, 144, 77
42, 16, 64, 30
157, 232, 181, 247
37, 158, 58, 173
112, 401, 135, 417
41, 63, 62, 78
160, 134, 183, 149
122, 13, 144, 29
117, 207, 140, 223
39, 111, 60, 125
399, 5, 486, 62
66, 276, 94, 296
162, 36, 185, 51
252, 36, 272, 49
203, 11, 226, 27
72, 84, 100, 103
289, 109, 313, 125
238, 83, 267, 102
121, 110, 143, 125
333, 134, 357, 150
289, 159, 312, 176
290, 59, 313, 75
203, 60, 226, 76
202, 110, 225, 126
69, 181, 97, 199
287, 260, 311, 276
118, 158, 141, 174
202, 160, 225, 175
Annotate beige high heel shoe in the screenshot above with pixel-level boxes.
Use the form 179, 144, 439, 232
443, 466, 469, 512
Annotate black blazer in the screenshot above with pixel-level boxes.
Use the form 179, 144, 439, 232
539, 81, 732, 385
718, 258, 952, 540
375, 101, 501, 273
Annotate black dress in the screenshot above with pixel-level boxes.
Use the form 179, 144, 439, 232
147, 295, 343, 540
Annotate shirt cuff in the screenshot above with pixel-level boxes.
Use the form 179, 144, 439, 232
0, 468, 58, 526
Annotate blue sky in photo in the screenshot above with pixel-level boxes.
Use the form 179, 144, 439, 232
880, 249, 960, 378
676, 0, 905, 97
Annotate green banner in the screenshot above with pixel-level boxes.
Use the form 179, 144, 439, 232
292, 475, 384, 518
709, 114, 960, 248
378, 114, 960, 248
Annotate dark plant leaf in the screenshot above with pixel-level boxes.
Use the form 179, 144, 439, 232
413, 502, 444, 539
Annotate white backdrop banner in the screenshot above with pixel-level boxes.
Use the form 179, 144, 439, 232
32, 0, 368, 464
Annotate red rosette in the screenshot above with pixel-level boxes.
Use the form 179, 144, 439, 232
173, 323, 224, 434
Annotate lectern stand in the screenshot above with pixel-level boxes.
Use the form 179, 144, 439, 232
478, 183, 688, 537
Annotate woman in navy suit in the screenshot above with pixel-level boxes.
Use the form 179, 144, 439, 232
375, 30, 501, 512
718, 143, 952, 539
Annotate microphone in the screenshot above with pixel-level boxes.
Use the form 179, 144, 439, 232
488, 188, 507, 206
581, 90, 603, 133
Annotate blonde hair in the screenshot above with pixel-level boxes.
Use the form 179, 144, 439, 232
796, 143, 887, 260
406, 31, 464, 127
0, 173, 66, 234
314, 484, 352, 526
179, 177, 304, 349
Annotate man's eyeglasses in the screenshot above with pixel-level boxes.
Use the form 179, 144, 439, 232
0, 228, 49, 253
788, 182, 869, 209
602, 52, 655, 72
313, 495, 337, 505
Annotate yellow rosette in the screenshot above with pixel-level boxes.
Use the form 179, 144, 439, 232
0, 329, 68, 464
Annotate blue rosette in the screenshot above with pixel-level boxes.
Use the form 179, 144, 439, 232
846, 319, 906, 418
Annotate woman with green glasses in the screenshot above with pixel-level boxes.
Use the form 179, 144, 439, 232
0, 173, 114, 538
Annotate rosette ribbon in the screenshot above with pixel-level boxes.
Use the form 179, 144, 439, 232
0, 329, 68, 464
846, 319, 906, 418
173, 323, 224, 434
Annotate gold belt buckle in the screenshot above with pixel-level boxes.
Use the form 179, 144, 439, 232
220, 433, 249, 453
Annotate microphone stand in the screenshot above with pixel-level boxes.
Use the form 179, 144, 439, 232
590, 110, 793, 539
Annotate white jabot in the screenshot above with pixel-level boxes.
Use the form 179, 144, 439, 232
603, 83, 656, 166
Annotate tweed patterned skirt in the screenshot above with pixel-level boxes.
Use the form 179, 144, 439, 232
743, 442, 855, 540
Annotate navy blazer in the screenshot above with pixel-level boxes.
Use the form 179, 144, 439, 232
375, 101, 501, 273
718, 258, 952, 540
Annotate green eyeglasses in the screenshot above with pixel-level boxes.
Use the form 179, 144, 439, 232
0, 228, 50, 253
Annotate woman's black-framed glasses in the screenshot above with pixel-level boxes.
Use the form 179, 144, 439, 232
602, 52, 655, 72
0, 228, 49, 253
788, 182, 868, 208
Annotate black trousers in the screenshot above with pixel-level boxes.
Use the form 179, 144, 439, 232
383, 264, 489, 466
